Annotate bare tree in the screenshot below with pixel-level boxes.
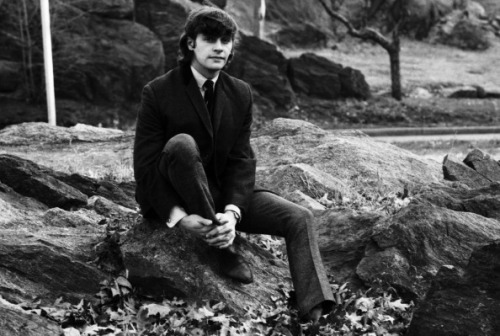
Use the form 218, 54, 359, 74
318, 0, 402, 100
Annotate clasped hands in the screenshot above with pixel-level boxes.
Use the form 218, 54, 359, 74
178, 211, 237, 249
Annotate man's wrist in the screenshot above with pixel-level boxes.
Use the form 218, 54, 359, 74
225, 209, 241, 224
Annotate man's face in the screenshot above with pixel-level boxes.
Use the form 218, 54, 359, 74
189, 33, 233, 78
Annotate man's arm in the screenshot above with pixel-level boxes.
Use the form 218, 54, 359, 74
221, 83, 257, 215
134, 83, 184, 224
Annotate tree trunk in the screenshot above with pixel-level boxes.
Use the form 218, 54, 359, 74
389, 25, 402, 100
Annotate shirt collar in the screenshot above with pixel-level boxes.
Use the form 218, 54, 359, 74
190, 66, 219, 89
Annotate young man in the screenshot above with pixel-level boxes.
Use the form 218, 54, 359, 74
133, 6, 333, 321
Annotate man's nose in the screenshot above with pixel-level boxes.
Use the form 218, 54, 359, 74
213, 39, 223, 51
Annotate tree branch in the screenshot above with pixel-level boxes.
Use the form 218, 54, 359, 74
317, 0, 394, 51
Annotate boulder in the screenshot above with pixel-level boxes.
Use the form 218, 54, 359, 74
256, 163, 348, 200
0, 303, 62, 336
463, 148, 500, 181
339, 67, 371, 100
134, 0, 196, 71
265, 0, 336, 36
430, 8, 491, 50
288, 53, 370, 100
0, 154, 88, 209
0, 60, 22, 93
121, 218, 291, 315
446, 16, 491, 50
0, 1, 164, 129
227, 34, 296, 110
252, 118, 442, 200
52, 7, 164, 105
226, 0, 262, 36
269, 23, 329, 49
356, 202, 500, 299
416, 182, 500, 221
288, 53, 342, 100
66, 0, 134, 19
407, 242, 500, 336
0, 122, 125, 146
443, 154, 492, 188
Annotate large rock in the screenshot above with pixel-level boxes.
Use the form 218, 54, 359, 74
252, 118, 441, 199
0, 122, 125, 146
265, 0, 336, 36
0, 60, 22, 94
0, 1, 164, 128
288, 53, 370, 100
121, 218, 291, 315
52, 7, 164, 104
0, 303, 62, 336
269, 23, 329, 49
357, 202, 500, 299
417, 182, 500, 221
0, 154, 88, 209
252, 119, 500, 301
443, 154, 492, 188
134, 0, 196, 71
407, 242, 500, 336
227, 34, 296, 110
66, 0, 134, 19
463, 148, 500, 182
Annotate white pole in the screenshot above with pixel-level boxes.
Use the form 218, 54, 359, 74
40, 0, 56, 126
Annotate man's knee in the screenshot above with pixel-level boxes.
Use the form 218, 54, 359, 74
163, 133, 200, 161
288, 204, 314, 233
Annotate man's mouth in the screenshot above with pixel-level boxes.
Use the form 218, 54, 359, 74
209, 57, 225, 60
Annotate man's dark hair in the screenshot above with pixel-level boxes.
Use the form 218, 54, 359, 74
178, 6, 238, 66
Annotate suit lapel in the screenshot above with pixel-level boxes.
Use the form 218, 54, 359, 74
183, 67, 213, 138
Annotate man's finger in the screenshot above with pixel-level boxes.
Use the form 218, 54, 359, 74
199, 218, 213, 226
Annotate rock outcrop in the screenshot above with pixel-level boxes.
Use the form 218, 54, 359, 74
407, 241, 500, 336
288, 53, 371, 100
0, 0, 164, 128
2, 121, 500, 333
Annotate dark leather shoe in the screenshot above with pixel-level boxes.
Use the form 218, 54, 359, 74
215, 247, 253, 284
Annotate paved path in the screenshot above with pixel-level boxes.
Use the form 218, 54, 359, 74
372, 133, 500, 143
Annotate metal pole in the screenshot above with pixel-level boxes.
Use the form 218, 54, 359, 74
40, 0, 56, 125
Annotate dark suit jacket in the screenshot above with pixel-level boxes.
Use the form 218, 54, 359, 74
133, 65, 257, 223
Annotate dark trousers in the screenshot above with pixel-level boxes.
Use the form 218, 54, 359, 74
159, 134, 334, 316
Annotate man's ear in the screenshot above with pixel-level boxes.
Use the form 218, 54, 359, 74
187, 37, 195, 50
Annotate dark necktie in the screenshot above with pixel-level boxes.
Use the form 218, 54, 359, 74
203, 80, 215, 116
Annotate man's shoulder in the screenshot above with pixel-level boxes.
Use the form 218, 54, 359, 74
219, 71, 251, 95
146, 66, 184, 91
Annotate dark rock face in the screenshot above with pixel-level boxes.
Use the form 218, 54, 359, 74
122, 218, 290, 315
66, 0, 134, 19
288, 53, 370, 100
446, 17, 491, 50
270, 23, 329, 49
265, 0, 336, 36
463, 148, 500, 182
0, 154, 88, 209
0, 304, 62, 336
228, 34, 296, 110
359, 202, 500, 299
443, 154, 492, 188
0, 60, 22, 94
0, 0, 164, 128
134, 0, 193, 71
407, 242, 500, 336
339, 67, 371, 100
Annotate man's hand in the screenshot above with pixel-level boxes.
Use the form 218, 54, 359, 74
178, 214, 214, 237
204, 212, 237, 249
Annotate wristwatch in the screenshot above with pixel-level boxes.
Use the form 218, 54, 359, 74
225, 209, 241, 224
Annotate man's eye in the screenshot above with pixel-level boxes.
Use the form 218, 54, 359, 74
203, 36, 217, 42
221, 37, 231, 44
